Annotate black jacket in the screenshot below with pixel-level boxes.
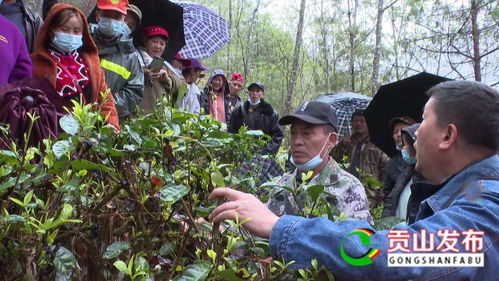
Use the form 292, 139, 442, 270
382, 164, 415, 218
228, 99, 283, 155
382, 165, 440, 223
383, 153, 407, 198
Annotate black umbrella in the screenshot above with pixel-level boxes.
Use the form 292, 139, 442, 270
130, 0, 185, 60
364, 72, 451, 157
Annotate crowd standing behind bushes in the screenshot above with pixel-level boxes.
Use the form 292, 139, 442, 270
0, 1, 498, 280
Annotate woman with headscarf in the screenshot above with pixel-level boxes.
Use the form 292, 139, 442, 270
31, 3, 119, 130
135, 26, 185, 113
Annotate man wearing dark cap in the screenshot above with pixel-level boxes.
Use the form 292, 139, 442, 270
255, 101, 372, 223
91, 0, 144, 120
208, 81, 499, 280
383, 116, 416, 205
228, 82, 283, 155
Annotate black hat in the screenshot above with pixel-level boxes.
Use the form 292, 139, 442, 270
279, 101, 337, 131
388, 116, 416, 130
247, 82, 264, 91
401, 123, 421, 145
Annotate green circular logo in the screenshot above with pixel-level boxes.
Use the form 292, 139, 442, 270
340, 228, 381, 266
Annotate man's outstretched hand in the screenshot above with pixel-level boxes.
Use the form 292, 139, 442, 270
208, 188, 279, 239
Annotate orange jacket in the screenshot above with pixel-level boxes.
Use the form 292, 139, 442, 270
31, 3, 120, 130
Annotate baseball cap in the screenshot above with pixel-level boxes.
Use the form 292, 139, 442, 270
127, 4, 142, 24
185, 58, 208, 71
143, 26, 169, 40
97, 0, 128, 14
247, 82, 264, 91
389, 116, 416, 130
173, 53, 191, 67
279, 101, 337, 131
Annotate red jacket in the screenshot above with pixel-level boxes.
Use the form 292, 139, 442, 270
30, 3, 119, 130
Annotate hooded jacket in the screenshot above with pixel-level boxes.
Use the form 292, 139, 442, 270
90, 21, 144, 120
31, 3, 119, 130
200, 69, 231, 122
228, 99, 284, 154
381, 123, 438, 221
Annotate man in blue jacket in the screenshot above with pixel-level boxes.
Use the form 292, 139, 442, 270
209, 80, 499, 280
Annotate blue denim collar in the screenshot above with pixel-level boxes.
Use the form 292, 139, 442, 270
425, 155, 499, 213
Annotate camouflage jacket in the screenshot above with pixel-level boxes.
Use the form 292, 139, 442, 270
266, 158, 373, 224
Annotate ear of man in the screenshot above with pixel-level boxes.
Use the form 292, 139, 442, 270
439, 124, 458, 151
326, 131, 338, 151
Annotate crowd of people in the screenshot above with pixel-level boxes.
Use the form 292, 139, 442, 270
1, 0, 498, 279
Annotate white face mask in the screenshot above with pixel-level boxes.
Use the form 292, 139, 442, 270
290, 133, 331, 172
247, 98, 260, 106
52, 32, 83, 52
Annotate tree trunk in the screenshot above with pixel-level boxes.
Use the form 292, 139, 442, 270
347, 0, 357, 92
470, 0, 481, 81
284, 0, 306, 115
370, 0, 384, 96
319, 0, 330, 92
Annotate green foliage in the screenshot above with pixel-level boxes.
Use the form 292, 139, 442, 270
0, 99, 302, 280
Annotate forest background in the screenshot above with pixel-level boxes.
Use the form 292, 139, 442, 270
24, 0, 498, 115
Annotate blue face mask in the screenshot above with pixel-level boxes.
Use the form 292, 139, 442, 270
121, 23, 131, 38
290, 133, 331, 172
98, 17, 127, 38
247, 98, 260, 106
52, 32, 83, 52
401, 149, 416, 164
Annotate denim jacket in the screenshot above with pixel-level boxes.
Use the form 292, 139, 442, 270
270, 155, 499, 280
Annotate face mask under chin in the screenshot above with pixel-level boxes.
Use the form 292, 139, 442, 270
291, 133, 332, 172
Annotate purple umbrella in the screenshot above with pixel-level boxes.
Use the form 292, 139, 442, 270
173, 1, 230, 59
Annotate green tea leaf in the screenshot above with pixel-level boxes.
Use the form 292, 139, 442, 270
71, 159, 110, 172
0, 177, 16, 196
125, 125, 142, 145
159, 242, 176, 256
52, 140, 72, 159
0, 150, 18, 165
211, 170, 225, 187
0, 165, 12, 177
53, 246, 78, 274
214, 269, 245, 281
59, 115, 80, 135
0, 214, 26, 223
159, 185, 190, 203
103, 241, 131, 259
172, 260, 212, 281
113, 260, 131, 275
306, 184, 324, 201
